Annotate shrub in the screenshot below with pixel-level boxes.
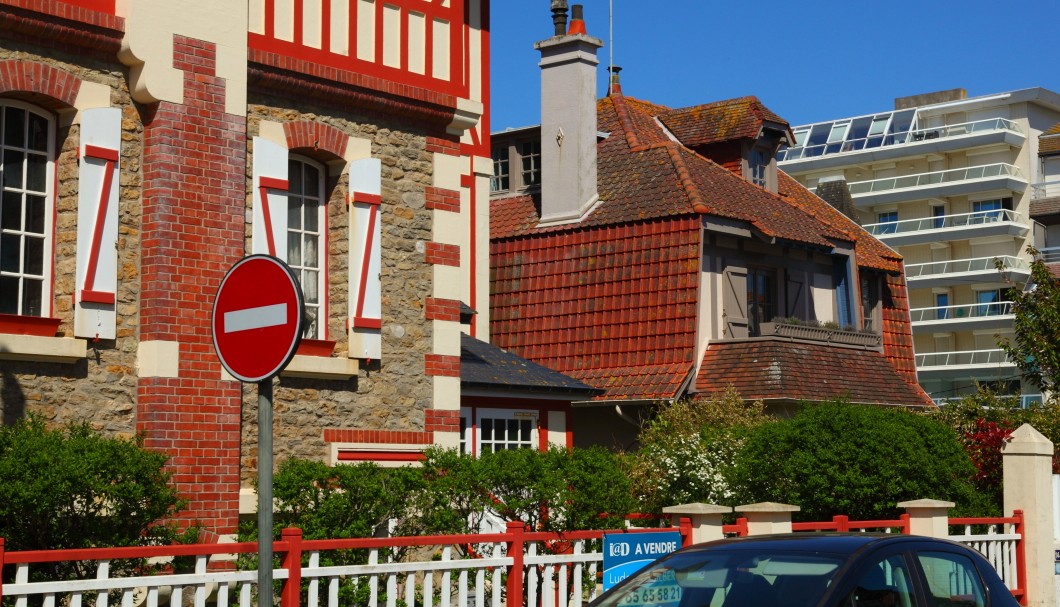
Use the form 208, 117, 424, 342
731, 402, 990, 520
0, 416, 187, 580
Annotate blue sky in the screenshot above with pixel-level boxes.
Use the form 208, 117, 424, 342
489, 1, 1060, 132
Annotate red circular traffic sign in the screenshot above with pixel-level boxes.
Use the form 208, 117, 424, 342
212, 255, 304, 383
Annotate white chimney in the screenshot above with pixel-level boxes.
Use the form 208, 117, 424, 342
534, 3, 603, 225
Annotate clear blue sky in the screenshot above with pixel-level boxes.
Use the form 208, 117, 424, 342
489, 1, 1060, 132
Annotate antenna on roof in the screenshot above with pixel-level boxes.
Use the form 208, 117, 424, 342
608, 0, 614, 81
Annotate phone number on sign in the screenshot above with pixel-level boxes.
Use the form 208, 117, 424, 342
619, 584, 682, 607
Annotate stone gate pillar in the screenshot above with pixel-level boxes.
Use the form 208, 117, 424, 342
1002, 424, 1055, 607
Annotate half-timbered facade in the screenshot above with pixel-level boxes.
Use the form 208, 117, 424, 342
0, 0, 490, 537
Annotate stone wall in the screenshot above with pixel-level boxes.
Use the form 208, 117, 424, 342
241, 98, 438, 484
0, 41, 141, 438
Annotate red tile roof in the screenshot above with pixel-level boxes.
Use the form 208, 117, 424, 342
491, 216, 702, 401
695, 339, 935, 408
490, 90, 919, 402
657, 96, 792, 147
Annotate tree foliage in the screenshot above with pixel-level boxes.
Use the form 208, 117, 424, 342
627, 388, 771, 513
0, 416, 187, 580
732, 402, 991, 520
997, 249, 1060, 395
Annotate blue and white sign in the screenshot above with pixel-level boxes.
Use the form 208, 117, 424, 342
602, 531, 682, 591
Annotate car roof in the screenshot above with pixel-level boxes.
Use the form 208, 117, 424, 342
681, 533, 964, 556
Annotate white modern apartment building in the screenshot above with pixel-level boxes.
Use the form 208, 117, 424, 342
779, 88, 1060, 405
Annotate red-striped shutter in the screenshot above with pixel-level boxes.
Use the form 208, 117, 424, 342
74, 107, 121, 339
348, 158, 382, 359
252, 136, 289, 260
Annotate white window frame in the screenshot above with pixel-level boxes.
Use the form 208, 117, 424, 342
460, 408, 539, 456
0, 100, 55, 319
286, 155, 327, 340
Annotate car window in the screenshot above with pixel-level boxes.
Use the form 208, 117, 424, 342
846, 555, 918, 607
913, 552, 986, 607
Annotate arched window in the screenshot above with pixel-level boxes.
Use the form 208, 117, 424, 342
0, 101, 54, 318
287, 156, 327, 340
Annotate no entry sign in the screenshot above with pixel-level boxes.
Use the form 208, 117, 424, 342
212, 255, 304, 383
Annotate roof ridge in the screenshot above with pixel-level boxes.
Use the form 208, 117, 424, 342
661, 143, 708, 214
609, 90, 644, 151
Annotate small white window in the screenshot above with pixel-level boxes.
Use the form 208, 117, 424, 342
287, 157, 327, 340
461, 409, 538, 456
0, 102, 54, 318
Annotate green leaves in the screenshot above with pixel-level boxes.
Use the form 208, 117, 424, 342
997, 249, 1060, 395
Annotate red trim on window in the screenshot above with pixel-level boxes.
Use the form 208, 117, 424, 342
296, 338, 336, 357
0, 313, 62, 337
257, 176, 288, 257
79, 290, 115, 305
337, 451, 426, 462
80, 144, 118, 304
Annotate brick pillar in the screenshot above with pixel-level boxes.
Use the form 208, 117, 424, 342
138, 36, 247, 537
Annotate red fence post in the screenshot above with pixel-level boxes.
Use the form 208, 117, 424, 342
506, 521, 525, 607
833, 515, 849, 532
1012, 510, 1027, 606
281, 527, 303, 607
679, 517, 693, 547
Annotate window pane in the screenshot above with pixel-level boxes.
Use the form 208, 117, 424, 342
304, 199, 319, 232
304, 164, 320, 197
0, 276, 17, 314
519, 419, 531, 441
0, 232, 19, 272
3, 107, 24, 148
24, 235, 43, 275
302, 270, 318, 304
304, 234, 318, 267
482, 419, 493, 437
287, 159, 302, 193
25, 195, 45, 234
4, 150, 24, 189
2, 191, 21, 230
27, 112, 48, 152
26, 152, 46, 192
287, 232, 302, 266
302, 306, 318, 339
22, 277, 42, 316
288, 198, 302, 229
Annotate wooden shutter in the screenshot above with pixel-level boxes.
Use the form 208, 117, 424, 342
251, 136, 289, 260
722, 266, 748, 338
348, 158, 382, 360
74, 107, 121, 339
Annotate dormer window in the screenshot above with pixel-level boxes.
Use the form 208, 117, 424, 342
520, 140, 541, 186
745, 144, 777, 192
491, 146, 510, 192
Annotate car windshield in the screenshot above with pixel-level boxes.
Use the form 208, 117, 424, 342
592, 548, 844, 607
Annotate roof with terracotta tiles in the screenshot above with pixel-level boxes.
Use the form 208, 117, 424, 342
1041, 124, 1060, 155
490, 90, 916, 402
657, 96, 793, 147
1030, 197, 1060, 219
695, 339, 935, 408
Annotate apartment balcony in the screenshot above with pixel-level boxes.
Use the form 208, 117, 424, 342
778, 118, 1025, 173
915, 349, 1016, 379
904, 256, 1030, 288
909, 302, 1014, 334
1037, 247, 1060, 263
845, 164, 1027, 207
934, 394, 1043, 408
1031, 180, 1060, 201
864, 210, 1029, 247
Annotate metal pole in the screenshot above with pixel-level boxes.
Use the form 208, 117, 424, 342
258, 379, 274, 607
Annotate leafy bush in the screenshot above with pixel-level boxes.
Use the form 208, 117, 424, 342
0, 416, 187, 580
627, 388, 770, 513
731, 402, 991, 520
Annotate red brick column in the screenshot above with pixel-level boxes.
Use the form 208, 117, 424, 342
138, 36, 246, 536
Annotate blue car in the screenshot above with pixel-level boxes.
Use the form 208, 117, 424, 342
590, 534, 1018, 607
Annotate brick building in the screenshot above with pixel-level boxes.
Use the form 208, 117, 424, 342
0, 0, 494, 538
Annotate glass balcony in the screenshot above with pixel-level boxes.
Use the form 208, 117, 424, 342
780, 116, 1026, 169
864, 210, 1028, 247
843, 164, 1027, 207
909, 302, 1014, 333
904, 255, 1030, 287
916, 349, 1016, 379
933, 394, 1043, 408
1036, 247, 1060, 264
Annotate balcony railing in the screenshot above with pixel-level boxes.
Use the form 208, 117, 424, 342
864, 209, 1025, 238
904, 255, 1029, 282
847, 164, 1025, 196
1031, 180, 1060, 200
916, 349, 1014, 368
1036, 247, 1060, 264
778, 118, 1023, 162
933, 394, 1043, 408
909, 302, 1014, 323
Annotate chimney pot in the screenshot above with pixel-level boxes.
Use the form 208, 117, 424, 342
567, 4, 587, 35
551, 0, 569, 36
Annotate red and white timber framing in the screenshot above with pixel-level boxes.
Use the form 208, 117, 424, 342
75, 107, 121, 340
251, 136, 290, 260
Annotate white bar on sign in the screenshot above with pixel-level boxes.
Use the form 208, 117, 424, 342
225, 303, 287, 333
